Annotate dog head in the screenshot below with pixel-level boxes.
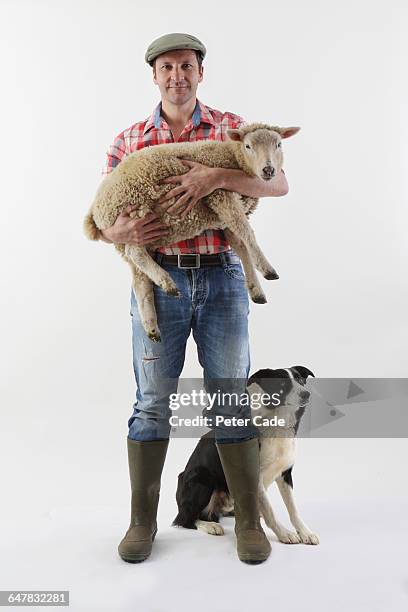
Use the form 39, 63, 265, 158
247, 366, 315, 412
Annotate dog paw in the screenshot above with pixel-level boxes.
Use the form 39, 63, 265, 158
196, 520, 225, 536
208, 523, 224, 536
297, 531, 320, 545
276, 529, 301, 544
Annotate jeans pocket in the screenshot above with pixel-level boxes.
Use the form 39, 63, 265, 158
222, 263, 246, 281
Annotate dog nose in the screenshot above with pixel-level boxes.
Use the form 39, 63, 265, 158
300, 390, 310, 401
262, 165, 275, 178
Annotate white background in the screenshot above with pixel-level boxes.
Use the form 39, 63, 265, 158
0, 1, 407, 611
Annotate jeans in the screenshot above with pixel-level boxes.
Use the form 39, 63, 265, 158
127, 250, 258, 443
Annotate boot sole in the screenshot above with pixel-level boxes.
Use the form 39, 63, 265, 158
238, 550, 270, 564
118, 527, 157, 563
240, 557, 269, 565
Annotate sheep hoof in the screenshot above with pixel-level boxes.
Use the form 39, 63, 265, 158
148, 330, 161, 342
160, 281, 181, 297
252, 294, 267, 304
264, 270, 279, 280
167, 288, 181, 298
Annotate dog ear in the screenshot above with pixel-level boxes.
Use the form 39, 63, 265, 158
291, 366, 315, 380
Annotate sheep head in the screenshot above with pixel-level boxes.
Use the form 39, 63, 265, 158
226, 123, 300, 180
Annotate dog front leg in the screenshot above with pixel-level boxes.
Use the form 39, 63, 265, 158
276, 476, 320, 545
258, 483, 301, 544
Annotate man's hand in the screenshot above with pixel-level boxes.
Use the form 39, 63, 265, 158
100, 204, 169, 245
158, 160, 221, 218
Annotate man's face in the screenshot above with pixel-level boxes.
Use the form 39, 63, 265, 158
153, 49, 203, 106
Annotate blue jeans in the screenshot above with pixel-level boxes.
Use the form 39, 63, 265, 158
127, 250, 258, 443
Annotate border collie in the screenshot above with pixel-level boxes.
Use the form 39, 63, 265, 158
173, 366, 319, 545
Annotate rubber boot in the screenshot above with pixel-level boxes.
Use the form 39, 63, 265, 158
118, 438, 169, 563
216, 437, 271, 564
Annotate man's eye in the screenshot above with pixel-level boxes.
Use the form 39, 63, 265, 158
182, 64, 192, 69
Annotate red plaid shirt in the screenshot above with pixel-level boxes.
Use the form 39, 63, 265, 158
102, 99, 246, 254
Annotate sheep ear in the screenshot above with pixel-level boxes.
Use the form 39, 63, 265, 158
227, 129, 243, 142
277, 126, 301, 139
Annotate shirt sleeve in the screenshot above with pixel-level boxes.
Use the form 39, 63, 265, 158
234, 117, 247, 129
102, 131, 127, 176
220, 113, 247, 141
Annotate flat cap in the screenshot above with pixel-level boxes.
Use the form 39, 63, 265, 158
145, 32, 206, 66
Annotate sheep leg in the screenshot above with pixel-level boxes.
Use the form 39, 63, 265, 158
223, 228, 267, 304
211, 193, 279, 280
128, 262, 161, 342
125, 245, 181, 297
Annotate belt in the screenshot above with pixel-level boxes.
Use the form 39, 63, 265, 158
154, 251, 239, 269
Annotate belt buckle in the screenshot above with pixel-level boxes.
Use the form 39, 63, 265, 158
177, 254, 201, 269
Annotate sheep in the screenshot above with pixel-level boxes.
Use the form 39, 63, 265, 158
84, 123, 300, 341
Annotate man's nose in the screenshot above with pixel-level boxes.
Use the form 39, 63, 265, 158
171, 68, 184, 82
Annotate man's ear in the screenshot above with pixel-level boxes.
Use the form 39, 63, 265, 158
275, 126, 301, 139
291, 365, 315, 380
226, 129, 243, 142
198, 65, 204, 83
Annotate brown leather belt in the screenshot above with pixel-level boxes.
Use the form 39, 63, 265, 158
154, 251, 239, 269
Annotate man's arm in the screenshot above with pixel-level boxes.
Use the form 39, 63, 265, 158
99, 132, 169, 245
99, 133, 127, 243
213, 167, 288, 198
158, 161, 288, 217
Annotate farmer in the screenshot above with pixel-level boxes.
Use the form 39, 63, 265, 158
99, 33, 288, 564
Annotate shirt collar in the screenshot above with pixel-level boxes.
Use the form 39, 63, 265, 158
143, 99, 215, 135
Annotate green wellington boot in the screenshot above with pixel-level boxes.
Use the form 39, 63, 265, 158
118, 438, 169, 563
216, 437, 271, 564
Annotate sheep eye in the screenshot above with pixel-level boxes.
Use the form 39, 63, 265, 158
277, 142, 282, 149
245, 144, 251, 150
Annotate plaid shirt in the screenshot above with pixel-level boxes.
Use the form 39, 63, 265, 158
102, 99, 245, 254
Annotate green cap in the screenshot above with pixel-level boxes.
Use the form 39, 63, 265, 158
145, 32, 206, 66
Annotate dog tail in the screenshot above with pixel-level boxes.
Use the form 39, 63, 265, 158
83, 210, 101, 241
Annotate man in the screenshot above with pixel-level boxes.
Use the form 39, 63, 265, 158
99, 33, 288, 564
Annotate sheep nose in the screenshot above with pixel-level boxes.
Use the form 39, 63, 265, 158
262, 165, 275, 178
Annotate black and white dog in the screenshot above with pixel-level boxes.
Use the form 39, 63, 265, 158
173, 366, 319, 545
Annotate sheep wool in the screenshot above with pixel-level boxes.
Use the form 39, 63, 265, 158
84, 123, 300, 341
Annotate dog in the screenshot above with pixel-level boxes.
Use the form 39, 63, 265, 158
173, 366, 319, 545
